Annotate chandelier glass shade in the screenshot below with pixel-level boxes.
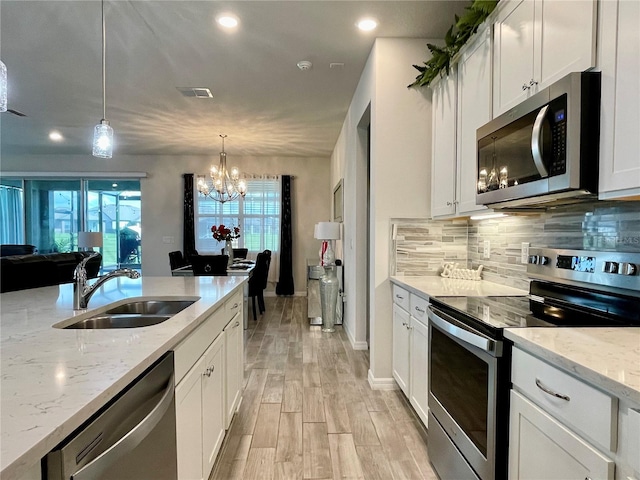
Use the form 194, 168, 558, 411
92, 0, 113, 158
197, 135, 247, 203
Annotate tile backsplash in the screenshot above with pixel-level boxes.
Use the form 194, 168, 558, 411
392, 201, 640, 291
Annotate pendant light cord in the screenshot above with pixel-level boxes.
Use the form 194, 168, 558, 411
101, 0, 106, 120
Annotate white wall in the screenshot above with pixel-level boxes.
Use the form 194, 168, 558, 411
331, 38, 434, 385
1, 154, 330, 294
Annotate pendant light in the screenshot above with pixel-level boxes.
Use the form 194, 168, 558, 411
92, 0, 113, 158
0, 60, 7, 113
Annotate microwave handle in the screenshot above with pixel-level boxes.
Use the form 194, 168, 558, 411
531, 105, 550, 178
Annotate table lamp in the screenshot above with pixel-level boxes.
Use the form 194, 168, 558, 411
313, 221, 341, 332
314, 221, 340, 266
78, 232, 103, 252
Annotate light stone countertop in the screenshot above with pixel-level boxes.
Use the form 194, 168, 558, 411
389, 275, 529, 298
0, 276, 247, 480
505, 328, 640, 405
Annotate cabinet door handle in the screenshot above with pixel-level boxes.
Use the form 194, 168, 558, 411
446, 201, 453, 206
203, 366, 214, 377
232, 302, 239, 309
233, 321, 240, 328
414, 306, 425, 314
529, 79, 538, 87
535, 378, 570, 401
522, 83, 530, 91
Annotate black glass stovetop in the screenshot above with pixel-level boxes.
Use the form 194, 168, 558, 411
430, 280, 640, 338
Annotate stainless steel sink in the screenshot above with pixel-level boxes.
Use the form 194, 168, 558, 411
105, 300, 195, 316
65, 314, 173, 329
62, 300, 196, 329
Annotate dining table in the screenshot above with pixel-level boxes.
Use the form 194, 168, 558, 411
171, 261, 254, 328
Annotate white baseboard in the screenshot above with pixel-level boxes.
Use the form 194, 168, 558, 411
343, 322, 368, 350
368, 369, 399, 390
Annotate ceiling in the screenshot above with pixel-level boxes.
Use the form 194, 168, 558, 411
0, 1, 467, 158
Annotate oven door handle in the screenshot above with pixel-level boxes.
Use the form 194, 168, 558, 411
428, 305, 502, 356
531, 105, 550, 178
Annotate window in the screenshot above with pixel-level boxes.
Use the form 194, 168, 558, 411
195, 176, 280, 254
0, 176, 141, 272
0, 178, 24, 244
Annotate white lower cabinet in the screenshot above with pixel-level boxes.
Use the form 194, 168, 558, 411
174, 286, 245, 480
223, 313, 243, 429
201, 335, 225, 478
392, 303, 410, 396
509, 390, 614, 480
176, 333, 224, 480
408, 314, 429, 425
392, 284, 430, 427
509, 347, 617, 480
176, 353, 205, 480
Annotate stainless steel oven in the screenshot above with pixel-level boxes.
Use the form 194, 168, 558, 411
427, 248, 640, 480
476, 72, 600, 209
428, 305, 508, 480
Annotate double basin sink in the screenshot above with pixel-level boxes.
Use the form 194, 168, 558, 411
61, 300, 196, 329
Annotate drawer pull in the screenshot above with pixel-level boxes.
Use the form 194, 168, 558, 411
414, 306, 425, 314
203, 366, 215, 377
395, 294, 404, 300
535, 378, 570, 401
232, 302, 239, 309
233, 321, 240, 328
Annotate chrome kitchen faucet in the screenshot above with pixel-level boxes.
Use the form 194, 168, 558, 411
73, 253, 140, 309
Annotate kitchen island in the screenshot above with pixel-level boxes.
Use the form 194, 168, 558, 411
0, 276, 247, 480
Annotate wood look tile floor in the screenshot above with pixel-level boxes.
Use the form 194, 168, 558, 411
211, 296, 437, 480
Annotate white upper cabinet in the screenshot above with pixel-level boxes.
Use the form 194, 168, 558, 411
456, 26, 492, 216
430, 69, 458, 218
598, 0, 640, 199
493, 0, 597, 116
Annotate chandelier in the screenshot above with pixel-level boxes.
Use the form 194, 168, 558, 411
197, 134, 247, 203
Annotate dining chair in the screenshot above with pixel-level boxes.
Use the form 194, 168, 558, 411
248, 251, 271, 320
191, 255, 229, 276
219, 247, 249, 259
168, 251, 186, 271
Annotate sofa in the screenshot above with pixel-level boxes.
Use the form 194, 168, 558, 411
0, 251, 102, 293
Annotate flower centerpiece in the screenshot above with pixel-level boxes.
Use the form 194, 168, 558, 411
211, 224, 240, 265
210, 224, 241, 242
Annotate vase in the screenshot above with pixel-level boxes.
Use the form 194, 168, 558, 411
224, 239, 234, 266
319, 265, 339, 333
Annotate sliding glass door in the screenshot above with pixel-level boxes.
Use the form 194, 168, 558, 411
86, 180, 141, 271
24, 179, 82, 253
0, 176, 141, 272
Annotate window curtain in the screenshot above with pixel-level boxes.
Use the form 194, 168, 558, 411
183, 174, 197, 261
0, 185, 24, 244
276, 175, 294, 295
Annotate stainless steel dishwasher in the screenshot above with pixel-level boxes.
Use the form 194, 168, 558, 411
46, 352, 177, 480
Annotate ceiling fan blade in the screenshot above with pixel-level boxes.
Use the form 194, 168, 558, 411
7, 108, 27, 117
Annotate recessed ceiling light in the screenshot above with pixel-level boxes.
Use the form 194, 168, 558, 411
216, 13, 239, 29
49, 131, 63, 142
357, 18, 378, 31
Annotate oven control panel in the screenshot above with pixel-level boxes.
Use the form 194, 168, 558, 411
527, 248, 640, 292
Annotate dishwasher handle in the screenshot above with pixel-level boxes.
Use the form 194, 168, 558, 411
71, 374, 174, 480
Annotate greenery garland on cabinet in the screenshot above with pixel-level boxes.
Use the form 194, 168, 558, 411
409, 0, 499, 88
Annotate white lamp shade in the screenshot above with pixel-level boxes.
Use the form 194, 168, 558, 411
78, 232, 103, 249
314, 221, 340, 240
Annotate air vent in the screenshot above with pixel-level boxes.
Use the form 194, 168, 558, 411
176, 87, 214, 98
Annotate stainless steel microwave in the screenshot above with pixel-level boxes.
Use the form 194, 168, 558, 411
476, 72, 601, 209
